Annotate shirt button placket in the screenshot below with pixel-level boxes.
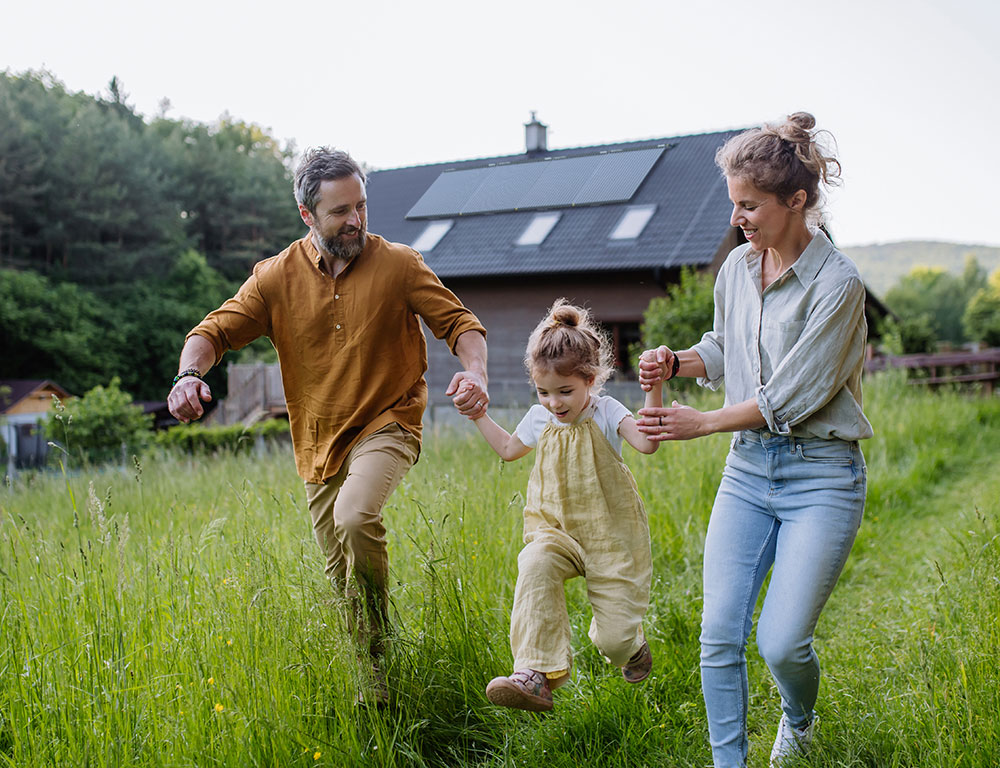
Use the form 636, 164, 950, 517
332, 284, 345, 341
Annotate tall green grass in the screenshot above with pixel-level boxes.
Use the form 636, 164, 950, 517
1, 375, 998, 766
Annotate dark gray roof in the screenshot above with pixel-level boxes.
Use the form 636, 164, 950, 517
366, 129, 742, 279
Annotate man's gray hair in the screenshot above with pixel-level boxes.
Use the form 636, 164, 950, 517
294, 148, 367, 213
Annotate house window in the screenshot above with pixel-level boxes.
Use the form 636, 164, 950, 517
516, 212, 561, 246
609, 204, 656, 240
411, 220, 454, 252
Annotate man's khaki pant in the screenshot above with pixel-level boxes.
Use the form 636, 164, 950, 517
304, 423, 419, 656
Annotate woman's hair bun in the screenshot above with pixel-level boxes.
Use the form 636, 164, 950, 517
786, 111, 816, 132
715, 110, 839, 227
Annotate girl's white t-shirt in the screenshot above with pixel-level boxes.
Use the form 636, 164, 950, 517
514, 395, 633, 456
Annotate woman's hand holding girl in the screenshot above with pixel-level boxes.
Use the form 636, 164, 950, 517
638, 346, 674, 392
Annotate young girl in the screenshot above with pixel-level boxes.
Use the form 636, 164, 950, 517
466, 299, 661, 712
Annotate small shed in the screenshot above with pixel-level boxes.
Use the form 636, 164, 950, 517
0, 379, 72, 469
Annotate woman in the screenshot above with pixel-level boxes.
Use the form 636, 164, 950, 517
637, 112, 872, 768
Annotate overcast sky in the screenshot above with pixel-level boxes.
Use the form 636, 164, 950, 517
3, 0, 998, 247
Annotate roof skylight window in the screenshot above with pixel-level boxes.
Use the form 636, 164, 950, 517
411, 220, 454, 252
609, 204, 657, 240
516, 212, 561, 246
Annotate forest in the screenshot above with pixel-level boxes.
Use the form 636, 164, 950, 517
1, 70, 301, 401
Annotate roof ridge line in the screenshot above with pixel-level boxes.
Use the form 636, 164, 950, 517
369, 126, 749, 173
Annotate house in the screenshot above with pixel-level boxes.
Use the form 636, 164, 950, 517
214, 116, 888, 425
0, 379, 72, 469
367, 115, 741, 412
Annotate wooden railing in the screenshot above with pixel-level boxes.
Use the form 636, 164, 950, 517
865, 348, 1000, 394
208, 363, 287, 426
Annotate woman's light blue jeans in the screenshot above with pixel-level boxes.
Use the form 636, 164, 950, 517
700, 430, 866, 768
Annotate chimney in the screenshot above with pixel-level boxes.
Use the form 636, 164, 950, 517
524, 111, 548, 153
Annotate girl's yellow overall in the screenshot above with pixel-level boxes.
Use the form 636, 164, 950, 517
510, 416, 652, 674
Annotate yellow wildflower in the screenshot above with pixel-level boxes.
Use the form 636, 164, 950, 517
214, 703, 224, 712
313, 752, 321, 760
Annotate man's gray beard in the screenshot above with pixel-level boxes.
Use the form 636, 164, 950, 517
318, 228, 366, 262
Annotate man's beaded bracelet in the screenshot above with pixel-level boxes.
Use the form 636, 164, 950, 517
172, 368, 203, 388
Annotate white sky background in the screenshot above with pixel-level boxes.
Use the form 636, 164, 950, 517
3, 0, 998, 247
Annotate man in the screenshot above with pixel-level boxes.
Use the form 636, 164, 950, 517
167, 148, 488, 701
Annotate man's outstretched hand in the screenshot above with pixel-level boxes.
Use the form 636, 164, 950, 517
168, 378, 213, 423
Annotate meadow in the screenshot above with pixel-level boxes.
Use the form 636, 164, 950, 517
2, 372, 999, 767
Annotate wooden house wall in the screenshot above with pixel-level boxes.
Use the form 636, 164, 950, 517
2, 385, 67, 415
425, 272, 669, 408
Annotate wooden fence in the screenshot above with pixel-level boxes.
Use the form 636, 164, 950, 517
865, 348, 1000, 394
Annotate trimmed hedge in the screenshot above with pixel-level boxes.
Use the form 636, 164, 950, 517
153, 418, 290, 455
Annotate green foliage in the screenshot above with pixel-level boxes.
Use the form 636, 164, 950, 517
104, 250, 234, 400
0, 257, 234, 402
0, 70, 302, 284
0, 69, 303, 401
0, 385, 8, 462
883, 260, 984, 345
963, 269, 1000, 346
877, 312, 938, 355
0, 268, 126, 393
152, 418, 289, 455
636, 268, 715, 385
45, 377, 152, 466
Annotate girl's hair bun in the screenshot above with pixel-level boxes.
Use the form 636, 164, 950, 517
526, 298, 615, 390
550, 304, 581, 328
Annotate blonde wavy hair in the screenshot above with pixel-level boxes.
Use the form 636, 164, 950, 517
715, 112, 842, 227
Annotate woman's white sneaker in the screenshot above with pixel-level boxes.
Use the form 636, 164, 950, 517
769, 713, 817, 766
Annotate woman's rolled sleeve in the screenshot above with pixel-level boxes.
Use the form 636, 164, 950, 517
693, 332, 725, 390
756, 277, 866, 432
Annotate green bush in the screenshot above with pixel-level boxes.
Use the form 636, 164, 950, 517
634, 267, 715, 388
963, 269, 1000, 347
152, 417, 289, 455
45, 377, 152, 467
877, 312, 938, 355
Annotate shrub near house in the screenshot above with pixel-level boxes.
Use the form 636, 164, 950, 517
45, 378, 152, 467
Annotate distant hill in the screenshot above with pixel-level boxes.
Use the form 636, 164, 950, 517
840, 241, 1000, 296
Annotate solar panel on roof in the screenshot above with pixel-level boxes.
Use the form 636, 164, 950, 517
405, 145, 667, 219
462, 161, 548, 214
405, 166, 491, 219
518, 154, 603, 209
574, 148, 664, 205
